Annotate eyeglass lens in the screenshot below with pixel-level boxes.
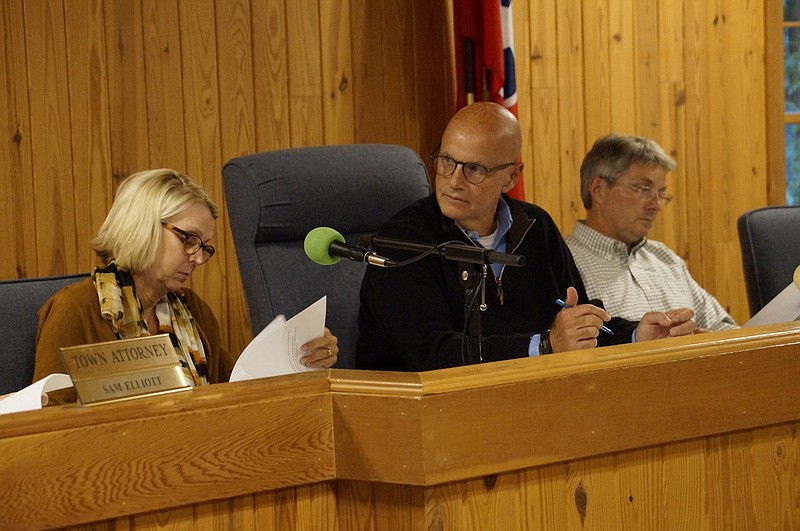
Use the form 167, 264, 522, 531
433, 157, 486, 184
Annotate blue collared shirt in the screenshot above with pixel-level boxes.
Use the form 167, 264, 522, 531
457, 198, 541, 356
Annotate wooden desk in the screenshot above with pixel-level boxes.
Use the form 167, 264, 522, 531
2, 323, 799, 530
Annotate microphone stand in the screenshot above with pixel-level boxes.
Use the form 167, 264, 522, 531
366, 236, 525, 366
458, 259, 487, 366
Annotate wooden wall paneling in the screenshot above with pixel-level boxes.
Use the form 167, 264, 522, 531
704, 2, 742, 308
254, 488, 298, 529
631, 0, 660, 140
765, 0, 787, 204
655, 0, 688, 258
661, 439, 705, 529
790, 423, 800, 526
747, 425, 797, 529
251, 0, 291, 152
518, 463, 565, 530
142, 0, 188, 171
285, 0, 324, 147
177, 0, 225, 329
24, 0, 79, 277
525, 0, 563, 215
631, 1, 665, 243
104, 0, 151, 180
0, 0, 37, 279
381, 0, 421, 149
332, 480, 375, 529
64, 0, 114, 273
607, 0, 636, 135
373, 482, 426, 530
565, 455, 625, 529
350, 0, 387, 143
216, 0, 257, 357
319, 0, 355, 145
555, 0, 587, 231
295, 483, 337, 530
217, 0, 256, 160
424, 421, 798, 531
412, 0, 454, 158
704, 430, 760, 529
202, 496, 258, 529
733, 0, 767, 319
581, 0, 612, 148
709, 2, 764, 323
510, 0, 532, 200
615, 446, 663, 529
681, 1, 713, 311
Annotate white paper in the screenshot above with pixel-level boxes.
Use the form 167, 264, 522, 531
230, 296, 327, 381
0, 373, 74, 415
744, 282, 800, 327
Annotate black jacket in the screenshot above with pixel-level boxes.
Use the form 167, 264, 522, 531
355, 194, 637, 371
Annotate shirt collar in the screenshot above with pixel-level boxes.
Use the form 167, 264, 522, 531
459, 196, 513, 252
573, 220, 648, 258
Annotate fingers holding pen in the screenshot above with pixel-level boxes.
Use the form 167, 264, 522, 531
549, 290, 613, 352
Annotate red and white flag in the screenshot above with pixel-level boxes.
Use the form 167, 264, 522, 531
453, 0, 523, 199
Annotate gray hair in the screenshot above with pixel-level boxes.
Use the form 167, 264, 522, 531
92, 169, 218, 272
580, 133, 676, 209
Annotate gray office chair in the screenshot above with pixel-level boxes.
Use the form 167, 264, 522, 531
0, 273, 88, 394
222, 144, 431, 368
737, 205, 800, 316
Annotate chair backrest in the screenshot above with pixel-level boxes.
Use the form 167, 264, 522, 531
223, 144, 431, 368
0, 273, 88, 394
737, 206, 800, 316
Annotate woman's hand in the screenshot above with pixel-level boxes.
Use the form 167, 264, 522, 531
299, 327, 339, 368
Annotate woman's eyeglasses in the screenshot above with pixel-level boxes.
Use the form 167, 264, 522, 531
161, 221, 215, 261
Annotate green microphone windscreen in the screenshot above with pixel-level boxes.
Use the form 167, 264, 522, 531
304, 226, 344, 265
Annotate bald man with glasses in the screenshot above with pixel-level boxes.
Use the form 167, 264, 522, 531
565, 133, 737, 332
355, 104, 697, 372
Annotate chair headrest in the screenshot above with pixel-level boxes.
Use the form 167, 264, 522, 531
223, 144, 431, 243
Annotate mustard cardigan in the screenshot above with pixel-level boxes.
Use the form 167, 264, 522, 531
34, 277, 237, 385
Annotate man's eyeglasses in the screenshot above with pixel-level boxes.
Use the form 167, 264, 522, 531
430, 155, 516, 185
161, 221, 215, 261
605, 178, 673, 206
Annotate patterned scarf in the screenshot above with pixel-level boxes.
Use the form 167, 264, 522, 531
92, 262, 209, 386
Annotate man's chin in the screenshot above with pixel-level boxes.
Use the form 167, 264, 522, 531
438, 197, 467, 218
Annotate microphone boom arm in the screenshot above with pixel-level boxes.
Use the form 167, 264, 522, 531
367, 236, 526, 267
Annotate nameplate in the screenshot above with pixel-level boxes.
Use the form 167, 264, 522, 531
59, 334, 192, 405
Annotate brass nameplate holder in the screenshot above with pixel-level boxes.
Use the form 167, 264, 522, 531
59, 334, 192, 406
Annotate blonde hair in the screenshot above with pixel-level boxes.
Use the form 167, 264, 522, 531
92, 169, 218, 272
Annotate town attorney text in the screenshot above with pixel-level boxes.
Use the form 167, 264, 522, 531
59, 334, 191, 405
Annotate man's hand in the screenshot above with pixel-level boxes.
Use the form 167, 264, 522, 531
636, 308, 697, 341
548, 287, 612, 352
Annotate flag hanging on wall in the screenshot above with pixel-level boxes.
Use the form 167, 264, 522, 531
453, 0, 523, 200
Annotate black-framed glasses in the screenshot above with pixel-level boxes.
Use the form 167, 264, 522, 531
430, 155, 516, 185
161, 221, 215, 261
604, 177, 673, 206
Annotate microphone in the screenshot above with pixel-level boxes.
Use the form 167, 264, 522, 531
304, 227, 395, 268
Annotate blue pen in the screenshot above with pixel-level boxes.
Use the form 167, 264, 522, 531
555, 298, 614, 335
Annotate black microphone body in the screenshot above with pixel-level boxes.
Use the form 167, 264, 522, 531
328, 241, 394, 268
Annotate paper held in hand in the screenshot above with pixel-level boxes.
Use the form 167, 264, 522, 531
229, 296, 327, 382
743, 265, 800, 327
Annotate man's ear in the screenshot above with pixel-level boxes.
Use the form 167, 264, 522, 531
501, 162, 524, 193
588, 175, 605, 204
